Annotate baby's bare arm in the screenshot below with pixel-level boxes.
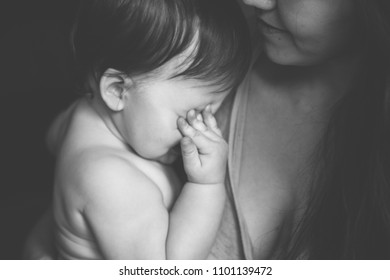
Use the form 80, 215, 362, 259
57, 106, 226, 259
79, 149, 225, 260
79, 156, 170, 259
167, 107, 227, 259
167, 181, 226, 259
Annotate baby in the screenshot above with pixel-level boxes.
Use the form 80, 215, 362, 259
50, 0, 250, 259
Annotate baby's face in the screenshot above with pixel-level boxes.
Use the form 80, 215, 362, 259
121, 74, 230, 165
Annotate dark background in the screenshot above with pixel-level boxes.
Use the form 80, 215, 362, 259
1, 0, 79, 259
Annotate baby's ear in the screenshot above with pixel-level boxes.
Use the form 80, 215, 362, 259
99, 68, 133, 111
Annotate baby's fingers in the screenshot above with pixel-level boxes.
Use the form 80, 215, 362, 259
187, 109, 207, 132
202, 105, 222, 137
177, 117, 215, 154
180, 136, 200, 170
185, 108, 222, 142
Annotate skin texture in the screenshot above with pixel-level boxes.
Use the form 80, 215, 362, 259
220, 0, 362, 259
243, 0, 358, 65
24, 0, 364, 260
51, 52, 230, 259
108, 68, 229, 165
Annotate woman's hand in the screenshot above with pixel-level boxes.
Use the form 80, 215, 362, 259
177, 105, 228, 185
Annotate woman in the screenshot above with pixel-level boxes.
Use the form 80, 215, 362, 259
209, 0, 390, 259
25, 0, 390, 259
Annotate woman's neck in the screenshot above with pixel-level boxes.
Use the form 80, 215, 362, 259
253, 51, 363, 106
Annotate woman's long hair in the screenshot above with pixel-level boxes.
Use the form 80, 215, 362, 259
285, 0, 390, 259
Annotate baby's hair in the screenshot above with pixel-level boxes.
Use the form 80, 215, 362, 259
70, 0, 251, 95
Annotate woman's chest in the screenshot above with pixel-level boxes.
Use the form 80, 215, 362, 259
235, 89, 328, 259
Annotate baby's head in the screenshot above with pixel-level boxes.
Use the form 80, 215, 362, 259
71, 0, 251, 163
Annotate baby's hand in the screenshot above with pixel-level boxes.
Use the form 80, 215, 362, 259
177, 105, 228, 185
